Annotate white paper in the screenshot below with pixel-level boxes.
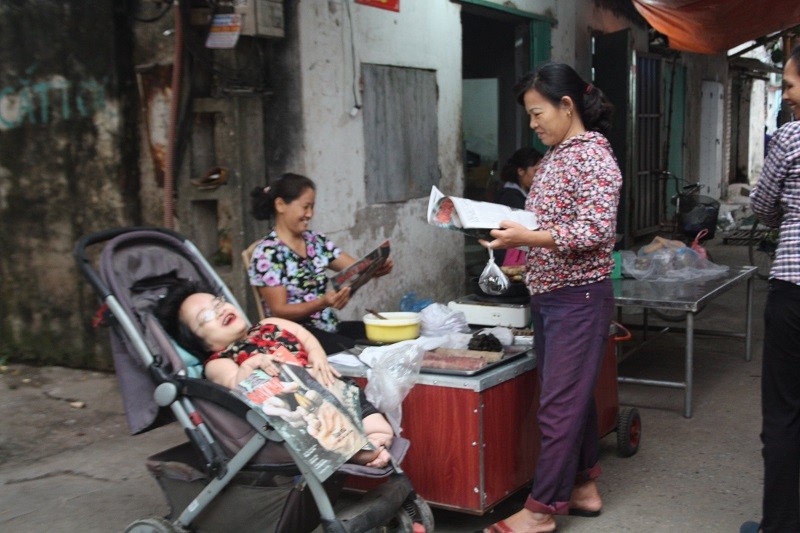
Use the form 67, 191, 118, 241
327, 353, 364, 367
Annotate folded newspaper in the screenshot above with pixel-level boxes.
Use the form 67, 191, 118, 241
329, 240, 390, 296
233, 353, 370, 481
427, 185, 538, 240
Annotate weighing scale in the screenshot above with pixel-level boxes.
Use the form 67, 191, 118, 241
447, 294, 531, 328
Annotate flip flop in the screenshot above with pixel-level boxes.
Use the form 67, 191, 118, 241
479, 520, 515, 533
479, 519, 558, 533
568, 507, 602, 517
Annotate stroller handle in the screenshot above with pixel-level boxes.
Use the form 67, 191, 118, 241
73, 226, 187, 298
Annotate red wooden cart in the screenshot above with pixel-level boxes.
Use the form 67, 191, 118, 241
344, 324, 640, 514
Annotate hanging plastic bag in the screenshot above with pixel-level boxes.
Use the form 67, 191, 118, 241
478, 247, 509, 295
690, 229, 709, 260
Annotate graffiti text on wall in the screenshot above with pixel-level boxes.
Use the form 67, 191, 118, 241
0, 66, 109, 130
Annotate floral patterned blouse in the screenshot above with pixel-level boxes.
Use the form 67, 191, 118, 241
524, 131, 622, 295
205, 322, 309, 367
248, 230, 342, 332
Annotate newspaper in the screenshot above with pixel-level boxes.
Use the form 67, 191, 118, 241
329, 240, 390, 296
233, 349, 370, 481
426, 185, 538, 240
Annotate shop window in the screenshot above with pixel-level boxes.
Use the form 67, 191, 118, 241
362, 64, 440, 203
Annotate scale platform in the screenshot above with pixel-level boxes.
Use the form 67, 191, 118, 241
448, 294, 531, 328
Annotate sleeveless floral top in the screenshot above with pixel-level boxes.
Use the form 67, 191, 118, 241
205, 322, 309, 367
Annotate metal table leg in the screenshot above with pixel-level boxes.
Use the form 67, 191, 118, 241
745, 275, 753, 362
684, 311, 694, 418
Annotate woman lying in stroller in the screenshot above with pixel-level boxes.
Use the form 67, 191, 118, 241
155, 279, 393, 468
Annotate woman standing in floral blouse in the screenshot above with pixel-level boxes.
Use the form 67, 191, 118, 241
248, 173, 393, 354
481, 63, 621, 533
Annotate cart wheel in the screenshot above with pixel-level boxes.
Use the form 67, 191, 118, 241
616, 407, 641, 457
124, 517, 181, 533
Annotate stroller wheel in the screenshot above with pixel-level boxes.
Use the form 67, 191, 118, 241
391, 494, 435, 533
125, 517, 183, 533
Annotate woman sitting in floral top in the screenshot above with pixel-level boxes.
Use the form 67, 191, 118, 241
248, 173, 393, 354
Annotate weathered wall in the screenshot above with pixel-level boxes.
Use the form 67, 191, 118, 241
0, 1, 138, 368
292, 0, 466, 317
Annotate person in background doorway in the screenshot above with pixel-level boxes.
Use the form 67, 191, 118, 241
741, 44, 800, 533
481, 62, 621, 533
248, 173, 393, 355
493, 147, 543, 265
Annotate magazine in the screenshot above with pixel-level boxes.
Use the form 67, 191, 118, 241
427, 185, 538, 240
233, 350, 370, 481
329, 240, 390, 296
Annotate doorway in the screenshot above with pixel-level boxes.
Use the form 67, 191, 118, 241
461, 9, 528, 202
459, 3, 551, 278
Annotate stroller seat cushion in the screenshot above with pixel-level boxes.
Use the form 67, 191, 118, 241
169, 338, 203, 378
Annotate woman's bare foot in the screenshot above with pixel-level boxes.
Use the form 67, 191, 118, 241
483, 508, 556, 532
569, 479, 602, 514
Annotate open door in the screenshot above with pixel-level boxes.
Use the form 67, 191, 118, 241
594, 29, 635, 246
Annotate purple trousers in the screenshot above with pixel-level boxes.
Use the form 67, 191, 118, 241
524, 279, 614, 515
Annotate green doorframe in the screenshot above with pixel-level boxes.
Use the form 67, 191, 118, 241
529, 18, 552, 153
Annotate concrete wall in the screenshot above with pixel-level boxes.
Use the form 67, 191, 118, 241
0, 1, 137, 368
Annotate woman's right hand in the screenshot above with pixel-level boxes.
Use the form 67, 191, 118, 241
323, 286, 352, 310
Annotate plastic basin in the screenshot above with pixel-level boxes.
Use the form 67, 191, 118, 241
363, 312, 421, 343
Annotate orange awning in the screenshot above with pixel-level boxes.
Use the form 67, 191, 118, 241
632, 0, 800, 55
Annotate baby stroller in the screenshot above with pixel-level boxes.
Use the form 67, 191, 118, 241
74, 227, 434, 533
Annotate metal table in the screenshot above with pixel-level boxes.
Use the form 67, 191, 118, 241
613, 266, 757, 418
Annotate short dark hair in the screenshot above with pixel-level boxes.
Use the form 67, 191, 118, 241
250, 173, 317, 221
790, 44, 800, 76
154, 279, 213, 359
514, 62, 614, 135
500, 147, 543, 184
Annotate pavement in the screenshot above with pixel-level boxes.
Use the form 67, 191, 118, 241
0, 239, 767, 532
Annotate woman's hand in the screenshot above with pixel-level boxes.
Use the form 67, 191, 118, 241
374, 257, 394, 277
481, 220, 557, 251
480, 220, 529, 250
323, 286, 352, 310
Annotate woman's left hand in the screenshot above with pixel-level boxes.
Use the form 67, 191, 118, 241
480, 220, 528, 250
374, 257, 394, 277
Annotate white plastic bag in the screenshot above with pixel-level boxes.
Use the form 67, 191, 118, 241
419, 303, 470, 337
359, 341, 424, 435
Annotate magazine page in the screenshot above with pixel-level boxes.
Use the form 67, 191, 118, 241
234, 360, 370, 481
329, 240, 390, 296
427, 186, 538, 240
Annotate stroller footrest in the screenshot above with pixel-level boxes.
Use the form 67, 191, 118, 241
324, 474, 414, 533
